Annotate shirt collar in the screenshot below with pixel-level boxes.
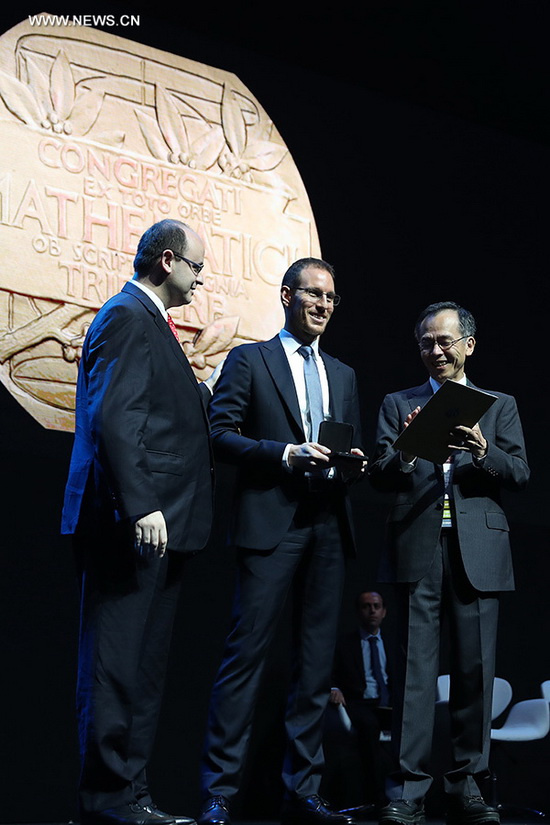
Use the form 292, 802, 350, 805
132, 279, 168, 320
359, 626, 382, 641
279, 328, 320, 356
429, 375, 467, 394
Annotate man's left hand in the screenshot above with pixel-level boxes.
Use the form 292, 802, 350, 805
134, 510, 168, 558
449, 423, 488, 459
331, 447, 367, 482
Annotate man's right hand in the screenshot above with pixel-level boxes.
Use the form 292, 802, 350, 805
134, 510, 168, 558
402, 405, 421, 463
330, 688, 346, 705
287, 442, 332, 470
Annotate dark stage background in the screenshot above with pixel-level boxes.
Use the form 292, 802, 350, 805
1, 2, 549, 820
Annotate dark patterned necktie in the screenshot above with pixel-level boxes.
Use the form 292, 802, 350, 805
368, 635, 390, 706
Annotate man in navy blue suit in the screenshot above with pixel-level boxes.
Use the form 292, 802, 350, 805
198, 258, 365, 825
62, 220, 214, 825
369, 302, 529, 825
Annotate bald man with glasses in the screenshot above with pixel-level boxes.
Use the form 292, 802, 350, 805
62, 219, 214, 825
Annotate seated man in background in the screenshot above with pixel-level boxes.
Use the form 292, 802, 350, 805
324, 591, 393, 813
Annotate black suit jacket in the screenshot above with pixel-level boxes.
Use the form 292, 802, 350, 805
368, 380, 529, 591
208, 334, 362, 552
61, 281, 214, 553
332, 628, 392, 705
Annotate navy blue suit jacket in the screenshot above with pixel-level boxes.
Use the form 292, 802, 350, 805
332, 628, 393, 705
61, 281, 214, 553
208, 334, 362, 552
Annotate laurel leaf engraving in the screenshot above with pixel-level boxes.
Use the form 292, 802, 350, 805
191, 124, 225, 169
135, 108, 170, 160
23, 54, 50, 118
221, 84, 246, 157
253, 170, 297, 201
155, 83, 188, 155
50, 51, 75, 121
95, 130, 126, 147
69, 88, 105, 135
171, 92, 208, 121
0, 69, 44, 124
248, 118, 274, 144
189, 316, 240, 356
242, 140, 287, 171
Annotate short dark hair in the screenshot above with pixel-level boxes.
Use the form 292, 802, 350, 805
281, 257, 336, 289
414, 301, 476, 341
355, 590, 385, 610
133, 219, 190, 277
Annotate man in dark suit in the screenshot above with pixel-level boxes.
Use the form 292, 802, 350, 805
198, 258, 365, 825
368, 302, 529, 825
328, 591, 392, 809
62, 220, 214, 825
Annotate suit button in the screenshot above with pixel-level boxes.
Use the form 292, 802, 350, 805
435, 502, 443, 510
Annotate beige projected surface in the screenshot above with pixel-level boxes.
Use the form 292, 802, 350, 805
0, 17, 320, 430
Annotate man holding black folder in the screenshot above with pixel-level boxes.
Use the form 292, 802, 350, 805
369, 302, 529, 825
199, 258, 364, 825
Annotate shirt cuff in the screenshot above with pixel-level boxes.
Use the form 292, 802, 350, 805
400, 454, 417, 472
282, 443, 292, 471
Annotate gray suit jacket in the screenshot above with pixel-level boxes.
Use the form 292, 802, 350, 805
368, 380, 529, 591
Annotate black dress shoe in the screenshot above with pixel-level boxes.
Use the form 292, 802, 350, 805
378, 799, 425, 825
81, 803, 175, 825
281, 794, 357, 825
338, 803, 376, 819
197, 796, 231, 825
446, 796, 500, 825
142, 803, 197, 825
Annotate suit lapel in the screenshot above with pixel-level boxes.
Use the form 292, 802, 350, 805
352, 630, 366, 687
406, 381, 433, 412
321, 351, 344, 420
122, 282, 203, 401
260, 337, 304, 435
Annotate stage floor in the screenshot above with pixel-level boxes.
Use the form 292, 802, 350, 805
8, 819, 546, 825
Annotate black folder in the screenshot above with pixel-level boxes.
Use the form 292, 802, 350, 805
392, 381, 497, 463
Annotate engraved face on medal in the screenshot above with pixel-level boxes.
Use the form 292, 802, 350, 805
0, 17, 321, 430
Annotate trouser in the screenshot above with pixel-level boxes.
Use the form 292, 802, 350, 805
201, 495, 346, 802
387, 530, 499, 802
345, 699, 392, 804
74, 526, 184, 814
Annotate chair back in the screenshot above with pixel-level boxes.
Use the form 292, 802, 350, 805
436, 674, 450, 702
436, 674, 512, 720
491, 698, 550, 741
492, 677, 513, 719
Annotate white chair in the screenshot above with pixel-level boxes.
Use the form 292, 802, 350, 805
491, 698, 549, 742
489, 698, 549, 819
436, 674, 513, 720
540, 680, 550, 701
492, 677, 514, 719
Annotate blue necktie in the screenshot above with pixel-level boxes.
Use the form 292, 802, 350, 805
368, 635, 390, 706
298, 345, 324, 441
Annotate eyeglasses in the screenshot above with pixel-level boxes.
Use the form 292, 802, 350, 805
418, 335, 468, 353
170, 250, 204, 277
292, 287, 341, 306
